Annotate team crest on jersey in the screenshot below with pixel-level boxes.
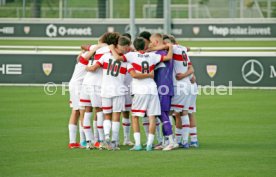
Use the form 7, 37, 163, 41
192, 26, 200, 35
42, 63, 53, 76
24, 26, 30, 34
206, 65, 217, 78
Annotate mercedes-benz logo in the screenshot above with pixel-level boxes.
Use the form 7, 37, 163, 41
242, 59, 264, 84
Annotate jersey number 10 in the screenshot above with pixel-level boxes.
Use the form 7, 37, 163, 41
107, 59, 121, 77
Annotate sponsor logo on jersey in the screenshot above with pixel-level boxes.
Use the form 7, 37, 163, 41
42, 63, 53, 76
206, 65, 217, 78
241, 59, 264, 84
24, 26, 30, 34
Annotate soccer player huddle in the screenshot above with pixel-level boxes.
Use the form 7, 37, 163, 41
67, 31, 199, 151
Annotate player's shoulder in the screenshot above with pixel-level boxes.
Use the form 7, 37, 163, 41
96, 45, 109, 54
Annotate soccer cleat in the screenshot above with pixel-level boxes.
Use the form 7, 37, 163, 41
103, 140, 112, 150
94, 141, 101, 149
162, 144, 175, 151
68, 143, 80, 149
154, 144, 164, 150
123, 140, 134, 146
146, 144, 153, 151
80, 141, 87, 149
86, 141, 95, 150
181, 143, 190, 149
129, 145, 143, 151
111, 141, 120, 151
190, 141, 199, 148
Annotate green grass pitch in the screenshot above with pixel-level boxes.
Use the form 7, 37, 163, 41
0, 87, 275, 177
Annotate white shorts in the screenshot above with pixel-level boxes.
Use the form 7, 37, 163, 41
123, 94, 132, 112
188, 83, 198, 114
69, 82, 83, 110
131, 94, 161, 117
102, 96, 125, 114
79, 85, 102, 108
171, 85, 191, 112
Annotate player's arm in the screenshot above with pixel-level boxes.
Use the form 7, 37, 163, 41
129, 69, 154, 79
81, 44, 91, 51
190, 74, 196, 84
162, 43, 173, 61
83, 43, 106, 60
147, 44, 168, 52
86, 62, 101, 72
75, 51, 84, 62
109, 45, 125, 61
176, 65, 194, 80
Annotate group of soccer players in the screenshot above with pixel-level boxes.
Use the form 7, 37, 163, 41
67, 31, 199, 151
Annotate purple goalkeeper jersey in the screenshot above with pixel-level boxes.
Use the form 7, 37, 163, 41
154, 50, 174, 96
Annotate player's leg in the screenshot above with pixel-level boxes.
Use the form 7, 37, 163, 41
68, 83, 81, 148
68, 109, 80, 148
91, 86, 104, 148
102, 97, 112, 150
110, 96, 125, 150
181, 87, 192, 148
130, 94, 147, 151
189, 86, 199, 147
83, 106, 94, 149
142, 116, 149, 143
171, 91, 184, 146
146, 94, 161, 151
155, 118, 162, 146
122, 111, 133, 145
78, 109, 86, 148
79, 84, 93, 148
92, 110, 99, 144
122, 95, 133, 146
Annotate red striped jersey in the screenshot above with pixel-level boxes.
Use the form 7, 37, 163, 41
122, 51, 164, 95
172, 45, 192, 85
97, 53, 133, 98
82, 45, 109, 86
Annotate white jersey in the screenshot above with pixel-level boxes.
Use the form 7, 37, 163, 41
97, 53, 133, 98
172, 45, 192, 85
69, 52, 89, 86
122, 51, 163, 95
82, 45, 109, 86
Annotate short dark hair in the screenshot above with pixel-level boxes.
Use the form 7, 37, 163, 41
118, 36, 131, 46
122, 33, 131, 40
133, 37, 145, 51
162, 34, 170, 41
168, 35, 176, 44
138, 31, 151, 41
99, 32, 120, 45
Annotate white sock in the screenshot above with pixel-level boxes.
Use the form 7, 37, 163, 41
122, 118, 130, 142
133, 132, 141, 146
93, 120, 98, 142
111, 121, 120, 143
103, 119, 111, 141
96, 112, 104, 141
175, 128, 182, 144
79, 120, 85, 143
156, 118, 162, 144
168, 135, 174, 144
190, 127, 198, 142
181, 115, 190, 144
69, 124, 77, 143
147, 133, 155, 147
83, 112, 93, 143
169, 116, 174, 126
142, 117, 149, 140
